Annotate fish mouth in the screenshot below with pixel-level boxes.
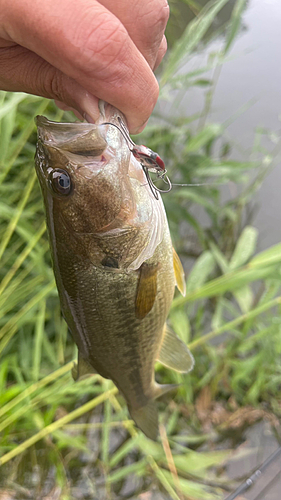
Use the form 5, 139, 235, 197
36, 108, 129, 158
36, 116, 96, 138
36, 101, 129, 146
36, 116, 108, 155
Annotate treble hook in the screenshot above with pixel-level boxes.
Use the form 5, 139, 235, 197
141, 167, 172, 199
100, 120, 172, 199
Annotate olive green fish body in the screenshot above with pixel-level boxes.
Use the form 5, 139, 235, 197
56, 224, 174, 410
35, 104, 193, 439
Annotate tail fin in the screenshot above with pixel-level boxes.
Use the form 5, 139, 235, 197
129, 384, 178, 440
129, 401, 159, 441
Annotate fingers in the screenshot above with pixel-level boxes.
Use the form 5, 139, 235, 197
97, 0, 169, 69
1, 0, 161, 132
0, 45, 101, 121
154, 35, 167, 70
53, 101, 85, 121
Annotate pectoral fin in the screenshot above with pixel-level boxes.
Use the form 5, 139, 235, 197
135, 263, 159, 320
72, 351, 97, 381
173, 248, 186, 296
157, 324, 194, 373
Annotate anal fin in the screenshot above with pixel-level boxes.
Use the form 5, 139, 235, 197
157, 324, 194, 373
72, 351, 97, 381
153, 382, 179, 399
173, 248, 186, 296
135, 263, 159, 320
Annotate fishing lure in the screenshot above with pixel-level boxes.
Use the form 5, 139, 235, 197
131, 144, 165, 173
102, 118, 172, 199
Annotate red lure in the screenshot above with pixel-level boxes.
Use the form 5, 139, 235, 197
131, 145, 166, 174
101, 119, 171, 199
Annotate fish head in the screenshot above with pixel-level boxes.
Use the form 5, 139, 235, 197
35, 104, 167, 271
35, 109, 132, 234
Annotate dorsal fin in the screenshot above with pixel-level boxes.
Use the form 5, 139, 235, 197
135, 263, 159, 320
157, 324, 194, 373
173, 248, 186, 296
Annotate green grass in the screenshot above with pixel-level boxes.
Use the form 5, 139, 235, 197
1, 0, 281, 498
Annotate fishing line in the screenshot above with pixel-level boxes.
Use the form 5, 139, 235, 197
101, 121, 135, 147
117, 116, 136, 147
225, 446, 281, 500
171, 182, 217, 187
101, 122, 216, 196
152, 177, 218, 188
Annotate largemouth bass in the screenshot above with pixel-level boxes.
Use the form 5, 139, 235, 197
35, 102, 194, 440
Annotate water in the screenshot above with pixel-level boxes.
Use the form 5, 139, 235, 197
211, 0, 281, 250
168, 3, 281, 498
169, 0, 281, 250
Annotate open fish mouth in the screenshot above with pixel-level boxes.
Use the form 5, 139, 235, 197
36, 116, 108, 156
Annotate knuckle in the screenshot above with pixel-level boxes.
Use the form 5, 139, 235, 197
151, 81, 159, 108
46, 71, 61, 101
135, 0, 169, 60
41, 67, 64, 101
157, 1, 170, 29
141, 0, 169, 34
142, 80, 159, 116
159, 35, 168, 56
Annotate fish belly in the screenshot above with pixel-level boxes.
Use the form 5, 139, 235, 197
56, 254, 175, 409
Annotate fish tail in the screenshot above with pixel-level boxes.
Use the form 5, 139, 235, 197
129, 384, 178, 440
129, 401, 159, 441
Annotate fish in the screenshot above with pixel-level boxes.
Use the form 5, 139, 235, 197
35, 101, 194, 440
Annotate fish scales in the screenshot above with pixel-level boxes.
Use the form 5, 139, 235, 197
35, 102, 194, 440
54, 228, 174, 408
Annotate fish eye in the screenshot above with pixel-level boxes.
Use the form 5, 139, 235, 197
49, 169, 72, 195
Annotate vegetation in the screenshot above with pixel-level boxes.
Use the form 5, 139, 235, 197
1, 0, 281, 498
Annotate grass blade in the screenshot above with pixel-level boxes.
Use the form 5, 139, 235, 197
0, 387, 118, 466
161, 0, 229, 85
189, 295, 281, 349
0, 172, 36, 260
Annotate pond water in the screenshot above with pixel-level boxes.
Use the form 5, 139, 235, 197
168, 0, 281, 251
168, 2, 281, 498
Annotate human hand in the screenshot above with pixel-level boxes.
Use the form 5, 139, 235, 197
0, 0, 169, 133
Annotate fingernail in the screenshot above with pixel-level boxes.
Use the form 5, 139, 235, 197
83, 113, 95, 123
76, 92, 99, 123
130, 119, 149, 135
72, 110, 84, 121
